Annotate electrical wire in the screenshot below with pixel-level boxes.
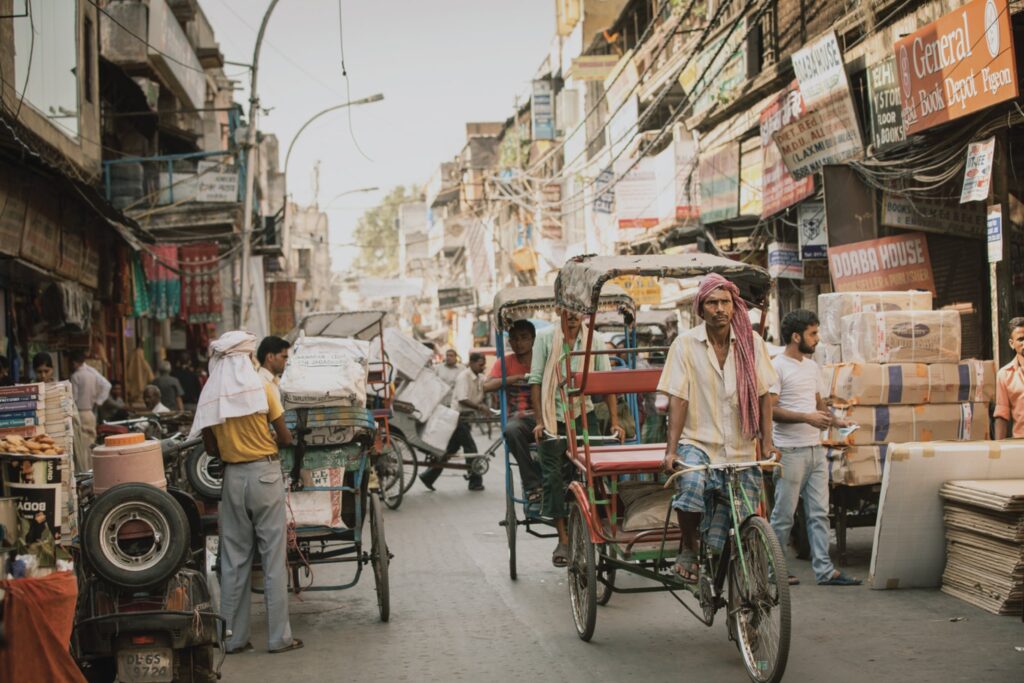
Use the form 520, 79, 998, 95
336, 0, 373, 162
13, 0, 34, 120
84, 0, 208, 76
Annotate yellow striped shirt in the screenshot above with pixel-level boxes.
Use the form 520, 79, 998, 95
656, 322, 778, 463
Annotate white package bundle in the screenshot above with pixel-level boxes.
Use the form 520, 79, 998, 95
370, 327, 433, 380
394, 369, 450, 422
841, 310, 961, 364
813, 343, 842, 367
280, 335, 369, 409
818, 291, 932, 345
419, 404, 459, 453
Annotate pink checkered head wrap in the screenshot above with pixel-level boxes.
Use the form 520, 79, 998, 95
694, 273, 760, 439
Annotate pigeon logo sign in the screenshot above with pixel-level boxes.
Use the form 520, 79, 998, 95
894, 0, 1018, 135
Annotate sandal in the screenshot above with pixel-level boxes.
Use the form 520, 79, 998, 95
269, 638, 304, 654
672, 549, 699, 583
226, 642, 253, 655
552, 543, 569, 568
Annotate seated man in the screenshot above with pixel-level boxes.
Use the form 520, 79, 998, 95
483, 320, 541, 502
143, 384, 171, 414
531, 308, 624, 567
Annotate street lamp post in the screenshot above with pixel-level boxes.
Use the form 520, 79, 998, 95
283, 95, 384, 182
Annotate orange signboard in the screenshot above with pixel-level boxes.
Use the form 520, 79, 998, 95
895, 0, 1018, 135
828, 232, 936, 294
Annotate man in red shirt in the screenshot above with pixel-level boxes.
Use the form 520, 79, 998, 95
995, 317, 1024, 440
484, 319, 541, 501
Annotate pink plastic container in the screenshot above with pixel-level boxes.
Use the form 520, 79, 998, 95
92, 433, 166, 495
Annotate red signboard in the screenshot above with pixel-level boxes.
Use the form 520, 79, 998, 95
895, 0, 1018, 135
759, 81, 815, 217
827, 232, 936, 294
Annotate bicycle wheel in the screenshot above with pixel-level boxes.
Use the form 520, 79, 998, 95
505, 491, 517, 581
728, 516, 791, 683
377, 441, 405, 511
369, 494, 390, 622
567, 502, 597, 641
391, 434, 418, 495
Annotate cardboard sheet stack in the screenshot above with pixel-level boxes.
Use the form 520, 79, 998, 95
817, 292, 994, 486
939, 479, 1024, 615
381, 327, 459, 451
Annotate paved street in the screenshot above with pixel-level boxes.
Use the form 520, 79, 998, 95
221, 442, 1023, 682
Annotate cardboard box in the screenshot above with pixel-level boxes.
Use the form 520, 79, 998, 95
841, 310, 961, 364
813, 343, 842, 367
394, 369, 450, 422
818, 291, 932, 344
419, 404, 459, 453
824, 360, 995, 405
371, 327, 433, 381
829, 446, 886, 485
826, 402, 989, 445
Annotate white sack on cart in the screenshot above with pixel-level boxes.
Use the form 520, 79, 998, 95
394, 369, 450, 422
419, 404, 459, 453
370, 327, 433, 381
280, 335, 369, 409
818, 291, 932, 345
288, 487, 345, 529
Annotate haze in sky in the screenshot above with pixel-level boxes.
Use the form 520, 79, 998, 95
203, 0, 555, 272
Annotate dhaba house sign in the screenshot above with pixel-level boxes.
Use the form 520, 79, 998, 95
895, 0, 1018, 136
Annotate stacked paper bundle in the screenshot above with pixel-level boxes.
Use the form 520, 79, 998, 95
0, 383, 45, 437
817, 292, 992, 486
940, 479, 1024, 616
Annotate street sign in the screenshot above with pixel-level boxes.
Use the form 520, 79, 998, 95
987, 204, 1003, 263
609, 275, 661, 305
438, 287, 476, 310
827, 232, 936, 294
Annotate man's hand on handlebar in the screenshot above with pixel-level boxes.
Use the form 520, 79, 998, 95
663, 449, 678, 472
609, 422, 625, 444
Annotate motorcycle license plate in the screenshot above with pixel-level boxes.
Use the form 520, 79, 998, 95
117, 648, 173, 682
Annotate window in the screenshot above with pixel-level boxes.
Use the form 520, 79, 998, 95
13, 0, 80, 138
297, 249, 311, 277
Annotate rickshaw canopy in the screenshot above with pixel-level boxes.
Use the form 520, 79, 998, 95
286, 310, 388, 342
554, 254, 771, 314
492, 284, 635, 331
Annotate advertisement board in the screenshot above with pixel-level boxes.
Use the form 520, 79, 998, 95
797, 202, 828, 260
759, 82, 815, 217
698, 143, 739, 224
866, 57, 907, 152
827, 232, 936, 294
768, 242, 803, 279
615, 157, 659, 229
532, 79, 555, 140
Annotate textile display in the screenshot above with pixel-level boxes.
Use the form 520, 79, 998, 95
180, 242, 223, 323
142, 245, 181, 320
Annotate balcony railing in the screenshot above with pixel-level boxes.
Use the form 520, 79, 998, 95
103, 150, 243, 212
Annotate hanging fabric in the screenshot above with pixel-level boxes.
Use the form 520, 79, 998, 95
142, 245, 181, 320
131, 253, 150, 317
180, 242, 223, 324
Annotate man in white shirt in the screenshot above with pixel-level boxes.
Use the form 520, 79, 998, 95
769, 310, 860, 586
435, 349, 464, 389
257, 336, 291, 399
69, 349, 111, 470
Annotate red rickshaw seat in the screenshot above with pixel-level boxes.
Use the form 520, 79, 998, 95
569, 443, 667, 474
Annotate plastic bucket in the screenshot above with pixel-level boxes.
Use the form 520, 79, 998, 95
92, 434, 166, 495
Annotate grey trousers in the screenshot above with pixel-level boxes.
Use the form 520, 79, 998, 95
219, 458, 293, 651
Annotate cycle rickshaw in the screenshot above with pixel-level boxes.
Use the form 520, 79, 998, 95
493, 284, 638, 580
550, 254, 790, 683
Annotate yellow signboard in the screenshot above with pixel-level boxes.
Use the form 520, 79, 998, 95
610, 276, 662, 305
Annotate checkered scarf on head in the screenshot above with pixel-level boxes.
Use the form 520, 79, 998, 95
694, 273, 760, 439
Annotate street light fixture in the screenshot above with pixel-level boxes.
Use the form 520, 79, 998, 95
324, 186, 379, 208
283, 94, 385, 181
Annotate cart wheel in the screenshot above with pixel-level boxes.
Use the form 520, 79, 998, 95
504, 492, 517, 581
728, 516, 791, 683
378, 441, 405, 511
369, 494, 390, 622
392, 435, 418, 495
596, 546, 615, 606
567, 502, 597, 641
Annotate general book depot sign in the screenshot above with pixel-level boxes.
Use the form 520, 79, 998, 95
827, 232, 936, 294
895, 0, 1019, 136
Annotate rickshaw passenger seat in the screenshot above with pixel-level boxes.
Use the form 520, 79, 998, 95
571, 369, 661, 397
568, 443, 666, 474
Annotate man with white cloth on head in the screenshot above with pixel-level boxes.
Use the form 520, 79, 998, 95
191, 331, 303, 655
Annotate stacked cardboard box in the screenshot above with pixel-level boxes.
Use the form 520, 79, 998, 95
939, 479, 1024, 615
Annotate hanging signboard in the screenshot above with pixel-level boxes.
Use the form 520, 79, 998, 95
0, 178, 27, 257
894, 0, 1019, 136
987, 204, 1003, 263
594, 167, 615, 214
21, 201, 61, 271
827, 232, 936, 294
760, 82, 815, 217
195, 160, 239, 203
866, 57, 907, 152
881, 193, 986, 237
768, 242, 803, 279
58, 229, 84, 281
959, 137, 995, 203
698, 143, 739, 224
615, 157, 659, 229
569, 55, 619, 81
797, 202, 828, 260
680, 18, 748, 117
532, 79, 555, 141
438, 287, 476, 311
739, 136, 763, 218
673, 125, 700, 221
605, 50, 639, 111
609, 275, 662, 305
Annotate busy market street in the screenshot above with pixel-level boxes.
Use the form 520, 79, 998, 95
2, 0, 1024, 681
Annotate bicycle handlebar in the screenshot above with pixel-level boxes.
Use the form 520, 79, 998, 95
663, 452, 781, 489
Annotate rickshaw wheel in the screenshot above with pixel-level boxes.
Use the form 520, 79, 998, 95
505, 492, 517, 580
369, 494, 390, 622
378, 440, 405, 511
596, 546, 615, 606
568, 503, 597, 641
728, 516, 790, 683
389, 434, 417, 495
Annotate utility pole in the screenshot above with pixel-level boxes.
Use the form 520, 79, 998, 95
239, 0, 282, 331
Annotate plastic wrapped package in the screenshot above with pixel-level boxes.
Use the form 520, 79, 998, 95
824, 402, 989, 446
840, 310, 961, 364
824, 360, 995, 406
394, 369, 450, 422
826, 446, 886, 486
419, 404, 459, 453
280, 335, 369, 409
813, 343, 843, 367
818, 291, 932, 344
370, 327, 433, 381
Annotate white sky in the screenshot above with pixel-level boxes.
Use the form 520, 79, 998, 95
202, 0, 555, 271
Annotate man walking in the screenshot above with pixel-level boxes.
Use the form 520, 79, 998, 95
153, 361, 185, 412
768, 310, 861, 586
658, 274, 778, 581
420, 352, 490, 491
435, 348, 464, 389
256, 336, 291, 399
69, 349, 111, 471
995, 317, 1024, 440
191, 331, 301, 654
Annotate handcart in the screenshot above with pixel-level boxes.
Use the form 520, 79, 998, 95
493, 284, 637, 580
550, 254, 790, 683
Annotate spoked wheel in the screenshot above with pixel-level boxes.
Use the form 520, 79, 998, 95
369, 494, 390, 622
377, 440, 405, 510
504, 492, 517, 580
395, 436, 419, 494
728, 516, 791, 683
567, 503, 597, 641
596, 546, 615, 606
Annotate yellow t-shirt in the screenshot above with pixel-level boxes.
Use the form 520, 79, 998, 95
211, 382, 285, 463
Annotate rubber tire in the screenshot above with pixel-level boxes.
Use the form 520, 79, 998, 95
567, 503, 597, 642
369, 494, 390, 622
378, 439, 405, 511
185, 446, 222, 501
391, 434, 418, 495
728, 516, 791, 683
83, 483, 190, 588
505, 492, 517, 581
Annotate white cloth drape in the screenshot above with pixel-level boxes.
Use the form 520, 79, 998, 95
188, 331, 269, 439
